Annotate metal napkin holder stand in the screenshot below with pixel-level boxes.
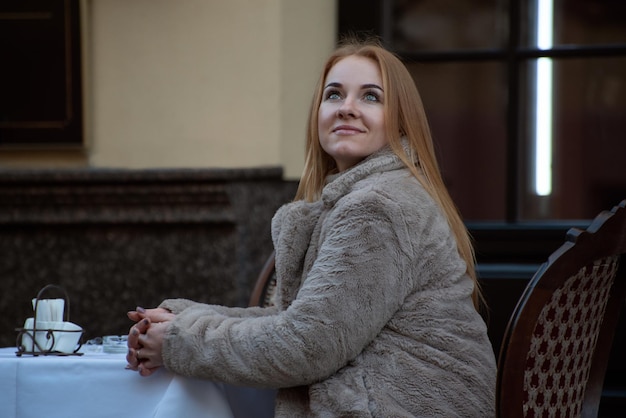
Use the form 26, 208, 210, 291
15, 284, 84, 356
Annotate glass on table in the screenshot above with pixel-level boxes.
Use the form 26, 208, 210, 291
103, 335, 128, 354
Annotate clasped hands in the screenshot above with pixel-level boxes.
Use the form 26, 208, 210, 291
126, 307, 175, 377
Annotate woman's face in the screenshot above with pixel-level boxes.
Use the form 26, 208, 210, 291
318, 55, 387, 172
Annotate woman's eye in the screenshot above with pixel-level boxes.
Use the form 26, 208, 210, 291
364, 92, 380, 102
325, 91, 341, 100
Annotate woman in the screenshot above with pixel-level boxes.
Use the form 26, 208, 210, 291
127, 40, 496, 417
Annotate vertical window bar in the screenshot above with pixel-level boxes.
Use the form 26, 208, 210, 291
507, 0, 522, 222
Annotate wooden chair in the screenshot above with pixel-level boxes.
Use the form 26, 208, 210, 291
496, 200, 626, 417
249, 251, 277, 308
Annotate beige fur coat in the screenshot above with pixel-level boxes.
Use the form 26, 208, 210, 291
160, 145, 497, 417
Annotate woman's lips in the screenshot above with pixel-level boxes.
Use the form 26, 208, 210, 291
333, 125, 364, 134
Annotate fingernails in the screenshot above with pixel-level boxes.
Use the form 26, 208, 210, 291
142, 318, 150, 325
131, 329, 139, 336
137, 306, 146, 313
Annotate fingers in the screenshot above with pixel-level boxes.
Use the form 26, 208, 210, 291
127, 345, 163, 377
127, 307, 174, 323
127, 310, 143, 322
147, 309, 176, 323
127, 327, 140, 350
126, 347, 140, 370
138, 364, 161, 377
125, 307, 171, 377
127, 306, 148, 322
126, 346, 152, 371
126, 344, 156, 372
127, 318, 149, 350
135, 317, 151, 333
126, 347, 162, 377
136, 322, 166, 362
126, 318, 161, 369
136, 353, 159, 370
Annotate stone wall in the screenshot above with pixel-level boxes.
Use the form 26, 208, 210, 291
0, 168, 297, 348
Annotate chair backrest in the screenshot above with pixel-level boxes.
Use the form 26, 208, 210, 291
249, 251, 277, 308
496, 200, 626, 418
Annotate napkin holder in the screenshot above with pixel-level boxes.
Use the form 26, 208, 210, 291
15, 285, 85, 356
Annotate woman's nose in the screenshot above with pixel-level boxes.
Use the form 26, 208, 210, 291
337, 97, 358, 118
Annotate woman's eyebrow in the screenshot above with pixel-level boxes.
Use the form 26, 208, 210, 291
323, 82, 384, 91
324, 82, 342, 89
362, 83, 383, 91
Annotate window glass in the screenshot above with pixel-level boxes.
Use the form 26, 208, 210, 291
522, 0, 626, 47
339, 0, 626, 222
386, 0, 509, 52
1, 4, 66, 122
407, 61, 508, 220
0, 0, 82, 145
519, 57, 626, 219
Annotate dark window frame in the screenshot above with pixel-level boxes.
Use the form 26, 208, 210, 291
338, 0, 626, 222
0, 0, 83, 147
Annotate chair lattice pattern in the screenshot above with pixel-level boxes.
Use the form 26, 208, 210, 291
262, 272, 277, 308
523, 256, 619, 417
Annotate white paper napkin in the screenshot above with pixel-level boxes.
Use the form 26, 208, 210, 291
32, 298, 65, 322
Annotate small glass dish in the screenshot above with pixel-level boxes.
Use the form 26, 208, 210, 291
103, 335, 128, 354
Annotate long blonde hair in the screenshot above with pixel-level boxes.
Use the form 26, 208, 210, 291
296, 39, 484, 310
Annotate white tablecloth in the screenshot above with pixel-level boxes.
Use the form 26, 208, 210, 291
0, 347, 234, 418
